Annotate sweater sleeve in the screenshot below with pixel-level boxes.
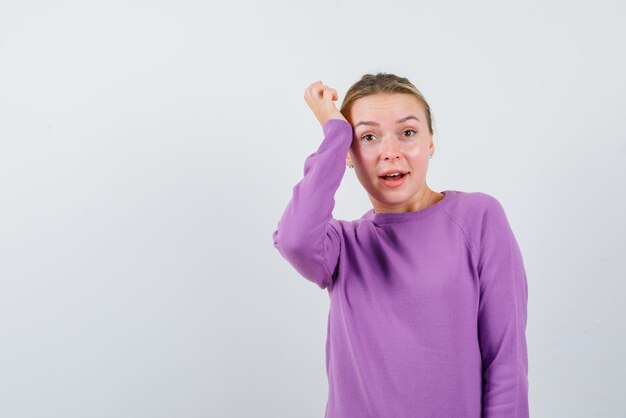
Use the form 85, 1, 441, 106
476, 196, 530, 417
271, 118, 353, 290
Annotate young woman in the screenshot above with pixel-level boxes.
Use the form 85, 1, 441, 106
272, 73, 529, 418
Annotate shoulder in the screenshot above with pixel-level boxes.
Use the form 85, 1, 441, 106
328, 216, 365, 233
443, 190, 508, 227
446, 189, 503, 213
442, 190, 514, 256
327, 215, 376, 241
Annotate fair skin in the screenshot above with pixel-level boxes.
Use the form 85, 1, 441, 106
304, 80, 443, 214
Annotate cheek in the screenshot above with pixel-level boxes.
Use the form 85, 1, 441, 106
405, 145, 425, 157
407, 147, 429, 164
352, 149, 375, 165
354, 157, 379, 182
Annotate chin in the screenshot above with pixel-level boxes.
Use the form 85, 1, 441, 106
375, 192, 411, 204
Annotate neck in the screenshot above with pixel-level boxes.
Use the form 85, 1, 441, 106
372, 187, 437, 214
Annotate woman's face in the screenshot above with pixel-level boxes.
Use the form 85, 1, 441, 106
346, 92, 435, 213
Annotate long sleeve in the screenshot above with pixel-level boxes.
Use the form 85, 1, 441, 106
271, 118, 353, 290
476, 197, 530, 417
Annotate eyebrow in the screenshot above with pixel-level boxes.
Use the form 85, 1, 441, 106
354, 115, 420, 129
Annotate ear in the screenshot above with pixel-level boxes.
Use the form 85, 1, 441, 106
428, 136, 435, 157
346, 152, 352, 167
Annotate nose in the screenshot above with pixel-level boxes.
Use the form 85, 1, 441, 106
380, 135, 402, 160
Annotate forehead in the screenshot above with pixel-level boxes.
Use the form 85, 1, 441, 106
350, 93, 425, 125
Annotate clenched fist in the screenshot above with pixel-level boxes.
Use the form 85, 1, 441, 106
304, 80, 348, 127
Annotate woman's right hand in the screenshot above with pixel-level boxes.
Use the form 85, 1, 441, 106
304, 80, 348, 127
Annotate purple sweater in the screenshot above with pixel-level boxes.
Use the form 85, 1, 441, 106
272, 119, 529, 418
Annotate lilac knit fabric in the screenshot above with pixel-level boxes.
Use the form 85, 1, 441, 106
272, 118, 529, 418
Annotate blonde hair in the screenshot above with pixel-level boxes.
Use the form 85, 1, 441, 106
340, 72, 435, 136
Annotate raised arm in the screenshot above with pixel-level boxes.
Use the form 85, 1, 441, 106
272, 118, 353, 290
476, 196, 530, 417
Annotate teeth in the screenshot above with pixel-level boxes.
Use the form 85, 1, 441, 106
384, 172, 401, 177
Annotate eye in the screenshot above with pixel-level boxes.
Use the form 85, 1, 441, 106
361, 134, 376, 142
403, 129, 417, 138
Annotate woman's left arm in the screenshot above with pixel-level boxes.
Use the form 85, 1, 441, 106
476, 196, 530, 418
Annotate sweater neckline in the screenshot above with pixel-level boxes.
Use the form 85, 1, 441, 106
363, 190, 456, 225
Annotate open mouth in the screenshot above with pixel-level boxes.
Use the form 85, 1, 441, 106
379, 173, 407, 180
379, 172, 409, 187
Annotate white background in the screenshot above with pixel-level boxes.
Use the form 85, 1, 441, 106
1, 0, 625, 417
